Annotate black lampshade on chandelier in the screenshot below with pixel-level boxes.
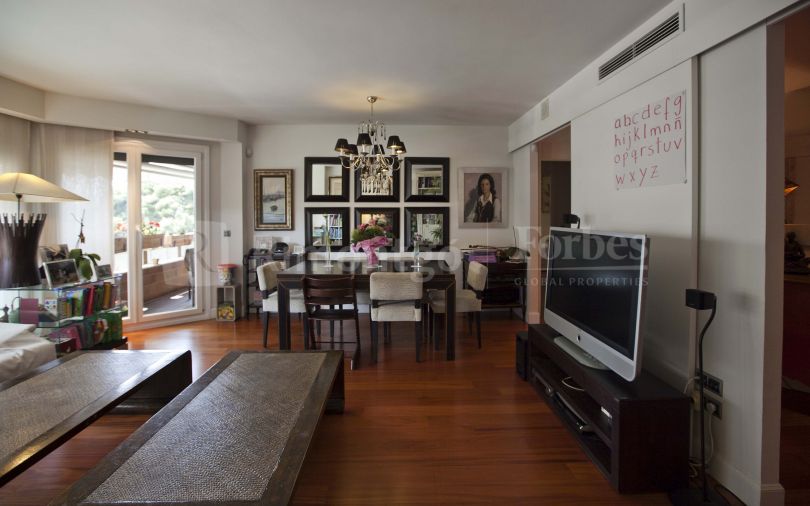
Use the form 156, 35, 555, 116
333, 96, 406, 173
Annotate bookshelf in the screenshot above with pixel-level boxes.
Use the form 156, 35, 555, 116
0, 276, 127, 353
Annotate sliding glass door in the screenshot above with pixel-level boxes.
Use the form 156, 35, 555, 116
113, 140, 206, 325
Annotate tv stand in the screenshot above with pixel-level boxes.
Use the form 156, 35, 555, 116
553, 336, 610, 370
528, 323, 689, 493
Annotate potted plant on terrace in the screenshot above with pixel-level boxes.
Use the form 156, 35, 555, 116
141, 220, 163, 249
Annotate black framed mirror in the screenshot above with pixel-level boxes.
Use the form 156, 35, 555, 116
353, 157, 400, 202
404, 207, 450, 252
404, 157, 450, 202
305, 157, 349, 202
305, 207, 350, 251
353, 207, 400, 252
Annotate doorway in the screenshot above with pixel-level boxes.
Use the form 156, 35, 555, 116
113, 139, 207, 325
535, 125, 571, 319
779, 5, 810, 505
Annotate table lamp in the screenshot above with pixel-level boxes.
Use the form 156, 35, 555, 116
0, 172, 88, 288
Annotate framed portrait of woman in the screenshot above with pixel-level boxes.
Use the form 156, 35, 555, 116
458, 167, 508, 228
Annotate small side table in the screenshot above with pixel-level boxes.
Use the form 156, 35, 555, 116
216, 284, 242, 321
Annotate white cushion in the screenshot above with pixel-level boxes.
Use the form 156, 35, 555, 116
428, 290, 481, 313
262, 289, 305, 314
356, 290, 371, 306
371, 302, 422, 322
0, 323, 57, 382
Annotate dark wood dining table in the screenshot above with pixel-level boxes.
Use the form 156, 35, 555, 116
276, 259, 458, 360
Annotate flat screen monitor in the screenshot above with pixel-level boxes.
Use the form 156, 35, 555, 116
543, 227, 649, 381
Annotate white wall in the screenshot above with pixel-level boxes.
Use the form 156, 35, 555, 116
509, 0, 796, 152
0, 76, 241, 142
246, 124, 515, 283
570, 60, 697, 386
211, 141, 245, 267
699, 25, 783, 506
508, 1, 800, 504
0, 76, 44, 120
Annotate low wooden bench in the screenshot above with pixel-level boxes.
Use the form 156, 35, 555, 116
0, 350, 192, 487
52, 350, 344, 505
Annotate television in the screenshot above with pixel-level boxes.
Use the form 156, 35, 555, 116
543, 227, 649, 381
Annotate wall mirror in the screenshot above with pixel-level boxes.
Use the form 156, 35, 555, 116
305, 157, 349, 202
404, 207, 450, 251
305, 207, 349, 251
354, 158, 400, 202
404, 157, 450, 202
354, 207, 400, 251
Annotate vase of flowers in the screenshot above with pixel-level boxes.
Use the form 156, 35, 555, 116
413, 233, 423, 267
351, 216, 393, 267
322, 217, 333, 267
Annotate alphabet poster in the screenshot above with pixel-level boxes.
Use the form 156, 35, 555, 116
613, 91, 686, 190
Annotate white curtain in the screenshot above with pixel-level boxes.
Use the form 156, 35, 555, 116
29, 123, 114, 264
0, 113, 31, 216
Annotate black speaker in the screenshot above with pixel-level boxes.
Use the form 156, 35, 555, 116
516, 331, 529, 380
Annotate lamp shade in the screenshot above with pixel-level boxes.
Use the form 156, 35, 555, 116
386, 135, 402, 150
0, 172, 88, 204
356, 133, 372, 147
372, 144, 385, 155
395, 142, 406, 155
347, 144, 358, 156
334, 138, 349, 153
0, 172, 87, 288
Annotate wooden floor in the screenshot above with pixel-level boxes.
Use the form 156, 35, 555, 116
0, 313, 713, 504
781, 389, 810, 506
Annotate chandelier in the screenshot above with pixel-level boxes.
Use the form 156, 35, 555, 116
333, 96, 406, 172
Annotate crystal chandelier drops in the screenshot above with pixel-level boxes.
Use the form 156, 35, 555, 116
333, 96, 406, 173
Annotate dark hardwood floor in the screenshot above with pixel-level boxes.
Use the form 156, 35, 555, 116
781, 388, 810, 506
0, 313, 682, 504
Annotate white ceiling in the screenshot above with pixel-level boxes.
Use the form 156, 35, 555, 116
0, 0, 669, 126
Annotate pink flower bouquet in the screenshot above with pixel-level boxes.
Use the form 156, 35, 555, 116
351, 216, 393, 265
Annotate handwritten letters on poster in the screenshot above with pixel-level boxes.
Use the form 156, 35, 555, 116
613, 91, 686, 190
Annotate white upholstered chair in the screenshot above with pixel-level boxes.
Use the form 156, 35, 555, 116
428, 261, 488, 348
369, 272, 424, 362
256, 261, 307, 348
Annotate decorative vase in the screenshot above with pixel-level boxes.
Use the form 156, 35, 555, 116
365, 247, 379, 266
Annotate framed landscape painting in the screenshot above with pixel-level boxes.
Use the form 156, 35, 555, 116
254, 169, 293, 230
458, 167, 508, 228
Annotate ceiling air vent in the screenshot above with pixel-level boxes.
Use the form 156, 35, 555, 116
598, 11, 681, 81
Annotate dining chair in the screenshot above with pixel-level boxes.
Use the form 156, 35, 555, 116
303, 276, 362, 370
256, 261, 307, 348
369, 272, 423, 363
427, 260, 488, 348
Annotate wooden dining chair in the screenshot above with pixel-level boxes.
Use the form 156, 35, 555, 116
369, 272, 424, 363
428, 260, 488, 348
256, 261, 308, 348
303, 276, 362, 370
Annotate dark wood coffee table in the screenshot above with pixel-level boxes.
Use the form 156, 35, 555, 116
52, 350, 344, 506
0, 350, 192, 487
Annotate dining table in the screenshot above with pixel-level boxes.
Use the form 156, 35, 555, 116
276, 259, 458, 360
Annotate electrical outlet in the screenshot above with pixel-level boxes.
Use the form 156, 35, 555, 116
704, 396, 722, 420
701, 372, 723, 397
